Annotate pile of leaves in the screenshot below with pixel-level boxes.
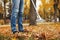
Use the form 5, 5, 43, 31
0, 22, 60, 40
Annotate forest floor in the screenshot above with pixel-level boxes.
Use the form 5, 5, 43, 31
0, 22, 60, 40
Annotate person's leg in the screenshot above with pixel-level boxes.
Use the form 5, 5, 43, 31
11, 0, 20, 33
18, 0, 24, 32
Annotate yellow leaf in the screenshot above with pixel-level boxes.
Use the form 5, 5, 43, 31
11, 38, 17, 40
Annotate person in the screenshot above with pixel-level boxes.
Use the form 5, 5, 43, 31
11, 0, 25, 36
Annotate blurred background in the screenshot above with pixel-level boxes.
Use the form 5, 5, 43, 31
0, 0, 60, 25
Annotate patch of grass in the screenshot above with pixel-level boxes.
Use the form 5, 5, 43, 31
0, 34, 11, 40
48, 38, 60, 40
0, 34, 4, 40
29, 37, 34, 40
18, 36, 26, 40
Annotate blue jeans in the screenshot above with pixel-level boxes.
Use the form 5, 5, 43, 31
11, 0, 24, 33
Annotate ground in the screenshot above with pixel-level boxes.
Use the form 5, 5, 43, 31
0, 22, 60, 40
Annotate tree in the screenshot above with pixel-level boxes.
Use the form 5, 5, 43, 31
4, 0, 6, 24
0, 3, 3, 19
58, 0, 60, 22
24, 0, 30, 21
53, 0, 58, 22
8, 0, 12, 19
29, 0, 37, 25
3, 0, 9, 24
38, 0, 55, 22
0, 3, 4, 14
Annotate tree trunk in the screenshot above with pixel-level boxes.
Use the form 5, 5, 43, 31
58, 0, 60, 22
8, 0, 12, 19
53, 0, 58, 22
4, 0, 6, 24
29, 0, 37, 25
59, 10, 60, 22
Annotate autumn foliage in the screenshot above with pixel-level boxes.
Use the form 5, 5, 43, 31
0, 23, 60, 40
